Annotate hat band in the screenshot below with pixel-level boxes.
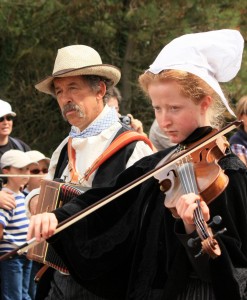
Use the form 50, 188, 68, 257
53, 69, 77, 76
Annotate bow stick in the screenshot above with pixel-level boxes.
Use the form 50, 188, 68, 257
0, 120, 241, 261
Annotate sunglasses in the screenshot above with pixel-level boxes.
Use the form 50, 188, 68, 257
30, 168, 49, 175
0, 115, 14, 122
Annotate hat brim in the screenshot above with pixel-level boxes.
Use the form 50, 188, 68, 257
4, 161, 39, 169
0, 112, 16, 118
38, 157, 50, 164
35, 64, 121, 96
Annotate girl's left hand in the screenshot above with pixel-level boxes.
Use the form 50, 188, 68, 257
176, 193, 210, 234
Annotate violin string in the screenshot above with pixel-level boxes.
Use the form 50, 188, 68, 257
177, 157, 208, 239
187, 162, 208, 239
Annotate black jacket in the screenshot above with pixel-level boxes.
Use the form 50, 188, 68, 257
50, 134, 247, 299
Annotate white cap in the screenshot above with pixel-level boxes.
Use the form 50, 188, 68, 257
147, 29, 244, 116
0, 150, 38, 169
26, 150, 50, 165
0, 99, 16, 118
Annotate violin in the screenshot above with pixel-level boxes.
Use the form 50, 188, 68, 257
155, 129, 230, 258
0, 121, 242, 261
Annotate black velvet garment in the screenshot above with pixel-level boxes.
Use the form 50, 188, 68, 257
49, 130, 247, 300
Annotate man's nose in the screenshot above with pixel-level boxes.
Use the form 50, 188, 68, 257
60, 92, 72, 104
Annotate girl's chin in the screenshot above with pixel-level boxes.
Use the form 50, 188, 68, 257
169, 136, 180, 144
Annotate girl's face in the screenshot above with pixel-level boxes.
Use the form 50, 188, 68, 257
148, 81, 210, 144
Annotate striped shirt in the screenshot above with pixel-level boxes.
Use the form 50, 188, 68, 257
0, 189, 29, 253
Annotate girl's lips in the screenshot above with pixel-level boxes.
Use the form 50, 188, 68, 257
166, 131, 176, 135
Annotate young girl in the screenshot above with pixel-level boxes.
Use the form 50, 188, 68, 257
27, 29, 247, 300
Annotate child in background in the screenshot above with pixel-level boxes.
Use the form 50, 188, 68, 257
23, 150, 50, 197
24, 150, 50, 300
0, 149, 38, 300
229, 95, 247, 166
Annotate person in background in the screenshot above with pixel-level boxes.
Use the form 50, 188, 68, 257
149, 118, 175, 150
0, 99, 31, 210
105, 86, 147, 136
23, 151, 50, 205
0, 150, 37, 300
26, 44, 153, 300
27, 29, 247, 300
105, 86, 122, 113
23, 150, 50, 300
229, 95, 247, 165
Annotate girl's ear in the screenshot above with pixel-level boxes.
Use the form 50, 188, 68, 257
200, 95, 212, 113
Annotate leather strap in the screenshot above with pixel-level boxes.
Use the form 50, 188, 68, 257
68, 131, 153, 183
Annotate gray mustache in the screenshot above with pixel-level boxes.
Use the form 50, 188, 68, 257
62, 103, 84, 119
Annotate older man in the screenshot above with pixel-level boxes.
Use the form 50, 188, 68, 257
27, 45, 153, 300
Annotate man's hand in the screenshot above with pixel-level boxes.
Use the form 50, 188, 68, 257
127, 114, 147, 136
27, 212, 58, 242
0, 190, 16, 210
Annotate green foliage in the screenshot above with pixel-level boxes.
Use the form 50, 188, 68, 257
0, 0, 247, 155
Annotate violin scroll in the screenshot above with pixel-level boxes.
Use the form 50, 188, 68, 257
188, 215, 227, 259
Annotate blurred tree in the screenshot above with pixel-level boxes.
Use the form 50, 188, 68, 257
0, 0, 246, 155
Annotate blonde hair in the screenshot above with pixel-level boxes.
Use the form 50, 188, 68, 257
235, 96, 247, 119
139, 70, 227, 129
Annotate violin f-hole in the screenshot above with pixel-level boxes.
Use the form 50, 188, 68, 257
160, 169, 177, 192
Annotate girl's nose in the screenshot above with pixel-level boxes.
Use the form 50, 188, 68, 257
159, 112, 172, 128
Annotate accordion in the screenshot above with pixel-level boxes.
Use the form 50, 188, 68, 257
27, 179, 88, 274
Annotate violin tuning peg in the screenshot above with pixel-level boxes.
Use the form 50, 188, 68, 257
187, 236, 200, 248
208, 215, 222, 227
213, 227, 227, 238
194, 249, 204, 258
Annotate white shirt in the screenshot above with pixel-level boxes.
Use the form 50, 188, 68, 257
26, 105, 153, 216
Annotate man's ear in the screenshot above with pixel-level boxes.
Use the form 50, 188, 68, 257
96, 81, 107, 101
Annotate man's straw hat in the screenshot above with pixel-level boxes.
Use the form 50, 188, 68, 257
35, 45, 121, 96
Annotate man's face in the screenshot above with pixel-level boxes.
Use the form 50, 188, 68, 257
54, 76, 105, 131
